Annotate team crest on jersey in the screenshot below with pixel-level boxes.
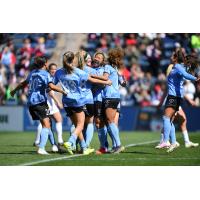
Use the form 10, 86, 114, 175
169, 99, 175, 104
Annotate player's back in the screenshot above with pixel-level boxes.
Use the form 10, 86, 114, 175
54, 67, 89, 107
27, 69, 51, 106
167, 63, 186, 98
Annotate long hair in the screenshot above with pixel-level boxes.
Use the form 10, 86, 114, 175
185, 55, 199, 73
107, 47, 124, 69
174, 48, 185, 64
63, 51, 74, 74
73, 50, 88, 70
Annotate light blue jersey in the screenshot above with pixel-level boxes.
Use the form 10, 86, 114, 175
168, 63, 196, 98
92, 66, 105, 102
26, 69, 52, 106
54, 67, 89, 107
81, 65, 97, 104
103, 64, 120, 99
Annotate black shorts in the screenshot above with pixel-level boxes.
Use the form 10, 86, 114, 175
94, 101, 103, 118
83, 104, 94, 117
64, 106, 84, 117
165, 95, 182, 111
29, 102, 49, 121
103, 98, 120, 110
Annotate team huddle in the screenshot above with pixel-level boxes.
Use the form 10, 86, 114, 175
10, 47, 199, 155
11, 48, 126, 155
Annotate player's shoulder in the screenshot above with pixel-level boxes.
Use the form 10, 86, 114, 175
74, 67, 86, 75
55, 67, 64, 76
84, 65, 95, 73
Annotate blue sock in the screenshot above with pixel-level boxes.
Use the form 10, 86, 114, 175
107, 125, 117, 148
80, 139, 87, 150
39, 128, 49, 149
48, 129, 56, 145
169, 123, 176, 144
85, 123, 94, 147
108, 123, 121, 147
68, 133, 77, 147
97, 127, 108, 148
163, 116, 172, 143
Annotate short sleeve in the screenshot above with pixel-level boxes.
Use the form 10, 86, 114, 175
104, 65, 111, 74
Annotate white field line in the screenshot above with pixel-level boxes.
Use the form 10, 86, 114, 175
19, 140, 159, 166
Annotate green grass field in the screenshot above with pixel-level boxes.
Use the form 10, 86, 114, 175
0, 131, 199, 166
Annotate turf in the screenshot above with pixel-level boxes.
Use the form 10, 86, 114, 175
0, 131, 199, 166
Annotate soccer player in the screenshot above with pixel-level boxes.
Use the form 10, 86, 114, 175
91, 51, 110, 154
159, 49, 200, 153
53, 51, 112, 155
10, 56, 67, 155
102, 47, 125, 153
74, 50, 108, 148
156, 55, 199, 148
35, 63, 64, 152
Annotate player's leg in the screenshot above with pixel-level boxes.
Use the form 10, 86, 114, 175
29, 103, 52, 155
104, 99, 124, 153
94, 101, 108, 153
176, 108, 199, 148
84, 104, 94, 147
47, 116, 58, 152
73, 110, 94, 154
160, 107, 176, 147
34, 122, 42, 146
52, 111, 64, 144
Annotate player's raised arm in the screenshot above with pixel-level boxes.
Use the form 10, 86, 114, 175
177, 64, 197, 81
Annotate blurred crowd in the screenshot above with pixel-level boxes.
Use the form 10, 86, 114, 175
82, 33, 200, 107
1, 33, 200, 107
0, 33, 57, 105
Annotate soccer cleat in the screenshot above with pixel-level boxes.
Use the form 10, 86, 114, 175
63, 142, 74, 155
167, 143, 179, 153
96, 147, 108, 155
185, 141, 199, 148
175, 141, 180, 147
33, 142, 40, 147
52, 145, 59, 153
155, 141, 171, 149
112, 146, 125, 154
37, 148, 50, 155
83, 148, 95, 155
58, 143, 67, 154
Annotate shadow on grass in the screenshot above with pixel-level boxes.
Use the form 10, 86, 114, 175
0, 151, 36, 155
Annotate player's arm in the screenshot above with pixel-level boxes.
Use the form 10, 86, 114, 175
118, 74, 127, 87
88, 75, 112, 86
48, 83, 67, 96
48, 90, 63, 109
10, 80, 28, 97
177, 65, 197, 81
184, 95, 197, 106
90, 74, 108, 81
